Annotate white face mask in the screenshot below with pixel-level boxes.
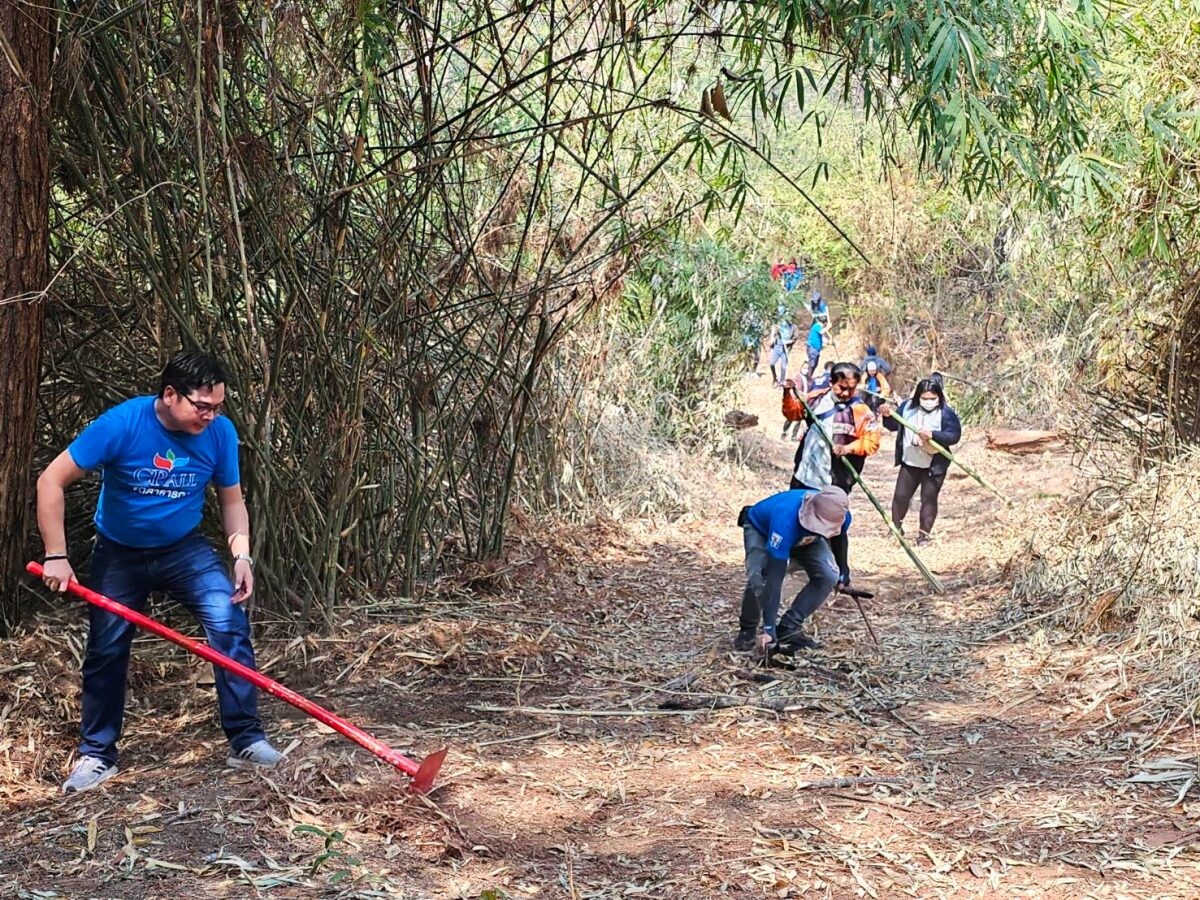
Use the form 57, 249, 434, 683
919, 398, 939, 412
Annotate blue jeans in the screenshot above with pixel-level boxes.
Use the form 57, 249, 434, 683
806, 345, 821, 378
768, 343, 788, 383
79, 532, 266, 765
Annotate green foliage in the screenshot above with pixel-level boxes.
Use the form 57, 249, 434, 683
640, 0, 1111, 210
32, 0, 1115, 633
291, 824, 361, 882
617, 237, 777, 431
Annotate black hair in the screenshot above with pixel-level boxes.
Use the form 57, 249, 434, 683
158, 351, 229, 398
823, 361, 833, 371
866, 344, 877, 355
911, 378, 946, 407
830, 361, 861, 383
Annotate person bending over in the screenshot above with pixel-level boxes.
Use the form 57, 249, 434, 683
734, 486, 852, 654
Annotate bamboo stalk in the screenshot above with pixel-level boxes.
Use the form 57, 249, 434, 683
860, 388, 1011, 506
797, 394, 944, 593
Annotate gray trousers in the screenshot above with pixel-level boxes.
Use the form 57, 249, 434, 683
738, 524, 839, 635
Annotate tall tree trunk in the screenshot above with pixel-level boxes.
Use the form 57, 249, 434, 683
0, 1, 52, 634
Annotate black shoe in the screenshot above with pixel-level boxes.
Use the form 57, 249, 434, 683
916, 532, 931, 546
733, 629, 757, 652
776, 628, 822, 652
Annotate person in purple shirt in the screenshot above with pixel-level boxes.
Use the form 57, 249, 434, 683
36, 351, 282, 793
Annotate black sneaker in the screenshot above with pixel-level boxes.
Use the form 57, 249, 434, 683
776, 628, 822, 652
733, 629, 757, 652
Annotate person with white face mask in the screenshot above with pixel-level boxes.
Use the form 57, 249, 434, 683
878, 377, 962, 545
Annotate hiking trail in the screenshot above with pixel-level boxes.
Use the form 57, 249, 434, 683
2, 368, 1196, 898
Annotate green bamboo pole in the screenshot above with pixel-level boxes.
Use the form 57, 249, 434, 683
797, 395, 944, 594
859, 388, 1011, 506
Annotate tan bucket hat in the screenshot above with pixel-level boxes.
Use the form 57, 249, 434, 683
798, 486, 849, 537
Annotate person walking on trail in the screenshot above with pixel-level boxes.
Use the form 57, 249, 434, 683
780, 377, 807, 441
769, 308, 797, 386
734, 486, 853, 654
805, 314, 827, 378
791, 362, 881, 494
37, 351, 282, 793
741, 310, 765, 376
783, 258, 804, 292
810, 291, 828, 320
880, 377, 962, 545
861, 344, 893, 376
862, 360, 891, 414
767, 323, 788, 386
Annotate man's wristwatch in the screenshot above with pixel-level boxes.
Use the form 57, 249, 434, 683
234, 554, 255, 567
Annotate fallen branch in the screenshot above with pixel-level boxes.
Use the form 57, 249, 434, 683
852, 675, 923, 736
798, 776, 910, 790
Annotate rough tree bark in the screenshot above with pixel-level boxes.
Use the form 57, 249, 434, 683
0, 1, 52, 633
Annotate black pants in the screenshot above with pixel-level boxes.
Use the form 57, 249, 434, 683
891, 463, 946, 536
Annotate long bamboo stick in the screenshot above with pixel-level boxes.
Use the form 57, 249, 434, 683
858, 387, 1011, 505
797, 394, 944, 593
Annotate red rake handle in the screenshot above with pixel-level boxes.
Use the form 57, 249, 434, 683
27, 561, 446, 792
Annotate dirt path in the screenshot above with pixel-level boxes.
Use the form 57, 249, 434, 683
3, 371, 1199, 898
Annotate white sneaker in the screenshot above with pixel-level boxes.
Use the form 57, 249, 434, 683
63, 756, 118, 794
227, 739, 283, 770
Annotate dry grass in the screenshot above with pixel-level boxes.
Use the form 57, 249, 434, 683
5, 376, 1200, 898
1015, 448, 1200, 645
1012, 447, 1200, 757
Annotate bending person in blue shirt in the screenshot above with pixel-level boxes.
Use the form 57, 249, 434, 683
37, 351, 282, 793
734, 486, 852, 655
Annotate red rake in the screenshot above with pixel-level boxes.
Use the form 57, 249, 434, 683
27, 561, 447, 793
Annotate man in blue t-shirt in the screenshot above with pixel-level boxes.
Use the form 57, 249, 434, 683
734, 486, 852, 654
806, 314, 827, 378
37, 352, 281, 793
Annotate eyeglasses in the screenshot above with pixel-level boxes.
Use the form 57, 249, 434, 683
178, 393, 224, 417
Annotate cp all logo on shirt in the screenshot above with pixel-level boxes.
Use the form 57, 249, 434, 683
153, 449, 190, 471
135, 449, 199, 497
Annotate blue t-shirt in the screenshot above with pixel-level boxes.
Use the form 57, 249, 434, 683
778, 321, 796, 344
68, 396, 241, 548
745, 489, 851, 560
807, 321, 824, 350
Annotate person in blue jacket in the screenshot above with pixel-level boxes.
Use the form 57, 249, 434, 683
734, 486, 853, 654
880, 377, 962, 545
810, 360, 833, 391
861, 344, 892, 376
